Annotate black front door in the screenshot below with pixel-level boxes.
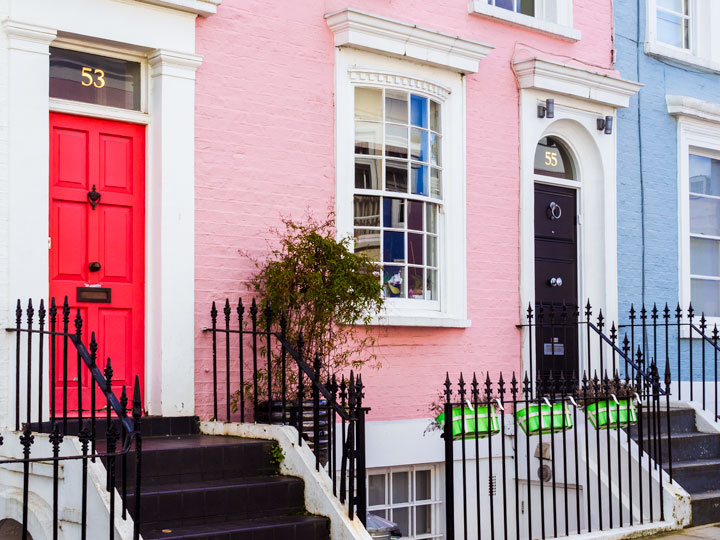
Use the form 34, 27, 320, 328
534, 183, 578, 385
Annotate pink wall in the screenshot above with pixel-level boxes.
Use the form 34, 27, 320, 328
193, 0, 616, 422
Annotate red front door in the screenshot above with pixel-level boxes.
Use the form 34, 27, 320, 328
49, 112, 145, 413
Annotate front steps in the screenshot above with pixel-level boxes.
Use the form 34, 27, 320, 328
104, 416, 330, 540
631, 408, 720, 526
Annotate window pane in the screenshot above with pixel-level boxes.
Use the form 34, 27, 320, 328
386, 124, 408, 159
368, 474, 386, 506
426, 204, 437, 233
416, 504, 432, 535
408, 267, 425, 299
383, 266, 405, 298
354, 229, 380, 261
392, 472, 410, 503
355, 122, 382, 155
534, 137, 575, 179
657, 10, 684, 48
691, 279, 720, 318
518, 0, 534, 16
386, 161, 408, 193
430, 100, 441, 132
392, 507, 410, 536
383, 198, 405, 228
355, 157, 381, 190
691, 237, 720, 277
427, 269, 438, 301
431, 168, 442, 199
383, 231, 405, 263
427, 236, 438, 267
411, 95, 428, 128
386, 90, 408, 124
411, 128, 428, 162
690, 154, 720, 196
494, 0, 514, 11
430, 132, 441, 166
408, 233, 423, 265
412, 164, 428, 196
354, 195, 380, 227
408, 201, 423, 231
690, 195, 720, 236
355, 87, 382, 121
416, 470, 431, 500
658, 0, 683, 11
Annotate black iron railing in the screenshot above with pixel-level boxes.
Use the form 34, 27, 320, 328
618, 303, 720, 420
6, 297, 143, 540
519, 302, 664, 400
205, 298, 368, 525
443, 367, 671, 540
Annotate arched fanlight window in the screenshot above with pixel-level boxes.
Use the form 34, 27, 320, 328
534, 136, 576, 180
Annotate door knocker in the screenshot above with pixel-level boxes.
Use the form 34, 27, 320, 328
547, 201, 562, 220
87, 185, 101, 210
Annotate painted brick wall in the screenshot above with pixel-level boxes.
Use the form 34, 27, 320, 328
194, 0, 616, 421
615, 0, 720, 378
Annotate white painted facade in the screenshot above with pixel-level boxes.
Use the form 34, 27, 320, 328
0, 0, 209, 431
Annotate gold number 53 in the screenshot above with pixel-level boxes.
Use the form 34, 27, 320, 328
81, 66, 106, 89
544, 151, 558, 167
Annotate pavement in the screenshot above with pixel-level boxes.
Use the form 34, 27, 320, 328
647, 525, 720, 539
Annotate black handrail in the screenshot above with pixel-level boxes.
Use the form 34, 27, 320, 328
6, 297, 143, 540
204, 297, 369, 526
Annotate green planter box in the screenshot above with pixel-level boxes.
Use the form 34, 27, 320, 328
586, 399, 637, 430
516, 402, 573, 436
436, 406, 500, 440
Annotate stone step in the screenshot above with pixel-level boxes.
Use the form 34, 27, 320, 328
140, 515, 330, 540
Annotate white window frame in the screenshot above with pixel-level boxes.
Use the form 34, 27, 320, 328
468, 0, 580, 42
367, 464, 443, 540
335, 50, 469, 328
646, 0, 720, 73
677, 117, 720, 329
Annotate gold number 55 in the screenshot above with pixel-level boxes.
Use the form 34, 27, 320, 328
544, 151, 558, 167
81, 67, 106, 89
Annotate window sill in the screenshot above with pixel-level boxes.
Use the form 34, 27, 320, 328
467, 1, 580, 42
645, 41, 720, 75
367, 309, 471, 328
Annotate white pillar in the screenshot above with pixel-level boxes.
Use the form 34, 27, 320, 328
1, 20, 56, 428
146, 49, 201, 416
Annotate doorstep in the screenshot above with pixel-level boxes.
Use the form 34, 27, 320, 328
645, 524, 720, 539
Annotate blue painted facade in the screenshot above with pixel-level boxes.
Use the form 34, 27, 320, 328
614, 0, 720, 378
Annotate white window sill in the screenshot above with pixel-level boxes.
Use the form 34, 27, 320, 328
645, 41, 720, 75
467, 1, 580, 42
367, 309, 471, 328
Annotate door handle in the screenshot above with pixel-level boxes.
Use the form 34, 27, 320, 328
547, 201, 562, 220
89, 262, 101, 272
549, 277, 563, 287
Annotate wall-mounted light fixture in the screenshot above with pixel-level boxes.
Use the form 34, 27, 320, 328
596, 115, 613, 135
537, 98, 554, 119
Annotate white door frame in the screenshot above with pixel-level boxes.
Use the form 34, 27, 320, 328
1, 0, 210, 426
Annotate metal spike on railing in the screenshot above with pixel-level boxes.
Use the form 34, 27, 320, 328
585, 299, 593, 320
132, 375, 142, 419
688, 302, 695, 321
640, 304, 647, 322
523, 372, 531, 400
526, 303, 534, 324
458, 372, 466, 400
510, 372, 518, 399
629, 303, 636, 322
443, 372, 452, 402
471, 373, 479, 403
120, 385, 128, 417
598, 309, 605, 331
484, 372, 493, 399
663, 303, 670, 321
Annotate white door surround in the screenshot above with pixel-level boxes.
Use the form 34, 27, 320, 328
0, 0, 218, 425
514, 58, 642, 376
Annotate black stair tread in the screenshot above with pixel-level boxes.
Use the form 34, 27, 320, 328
130, 475, 302, 495
633, 432, 719, 442
672, 458, 720, 469
141, 515, 329, 540
690, 490, 720, 501
99, 434, 269, 451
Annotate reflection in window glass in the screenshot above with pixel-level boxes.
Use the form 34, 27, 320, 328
689, 152, 720, 316
367, 466, 441, 539
488, 0, 534, 17
656, 0, 690, 49
353, 86, 442, 302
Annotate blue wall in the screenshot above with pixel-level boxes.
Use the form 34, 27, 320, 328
614, 0, 720, 379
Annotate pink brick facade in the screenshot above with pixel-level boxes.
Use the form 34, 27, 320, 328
193, 1, 617, 423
